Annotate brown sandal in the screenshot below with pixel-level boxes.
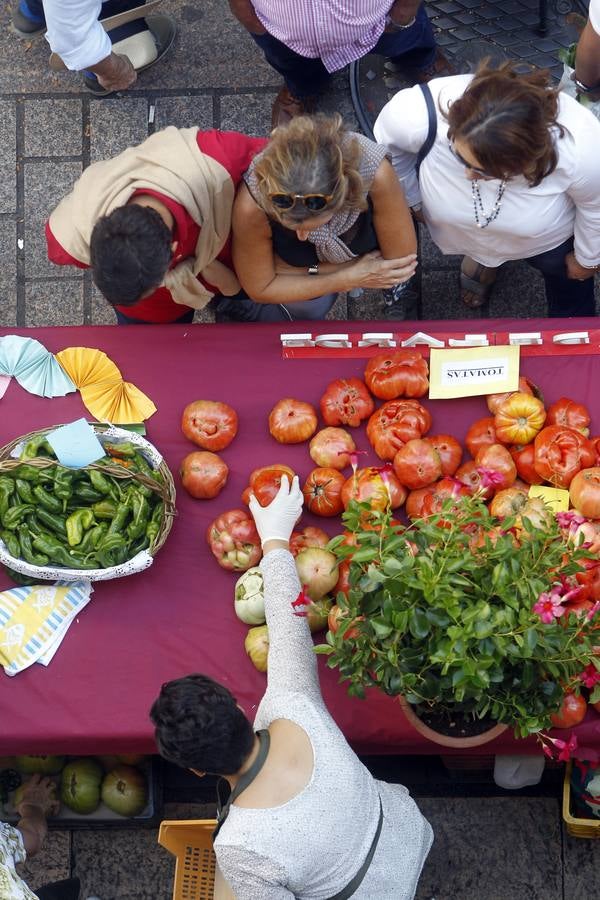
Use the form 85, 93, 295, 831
460, 257, 498, 308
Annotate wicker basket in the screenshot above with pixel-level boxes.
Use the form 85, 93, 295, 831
562, 761, 600, 839
0, 424, 176, 582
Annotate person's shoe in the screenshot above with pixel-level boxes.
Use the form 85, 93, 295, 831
389, 48, 457, 86
381, 280, 419, 320
11, 1, 46, 36
271, 87, 317, 129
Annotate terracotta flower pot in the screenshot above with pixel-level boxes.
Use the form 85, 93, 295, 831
399, 696, 508, 749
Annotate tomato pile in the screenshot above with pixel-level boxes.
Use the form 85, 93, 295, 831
179, 350, 600, 690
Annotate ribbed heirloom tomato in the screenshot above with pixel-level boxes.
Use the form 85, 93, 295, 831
393, 439, 442, 490
364, 349, 429, 400
465, 417, 497, 458
207, 509, 261, 571
474, 444, 517, 491
510, 444, 544, 485
534, 426, 596, 488
268, 398, 318, 444
341, 467, 406, 511
486, 376, 539, 414
493, 392, 546, 445
367, 399, 432, 461
181, 400, 238, 451
424, 434, 462, 476
320, 378, 374, 427
245, 464, 296, 506
302, 468, 346, 517
546, 397, 590, 435
569, 467, 600, 518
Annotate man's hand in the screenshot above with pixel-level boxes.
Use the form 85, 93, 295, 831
90, 52, 137, 92
229, 0, 267, 35
385, 0, 420, 29
565, 251, 597, 281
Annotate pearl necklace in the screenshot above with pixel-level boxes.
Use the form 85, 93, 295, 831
472, 178, 507, 229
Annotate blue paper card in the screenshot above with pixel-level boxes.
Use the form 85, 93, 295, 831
46, 419, 105, 468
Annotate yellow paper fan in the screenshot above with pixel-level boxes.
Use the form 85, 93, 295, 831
80, 380, 157, 423
56, 347, 122, 388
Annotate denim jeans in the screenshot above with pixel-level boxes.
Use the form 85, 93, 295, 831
526, 236, 596, 318
251, 3, 436, 99
22, 0, 137, 22
215, 292, 337, 322
35, 878, 81, 900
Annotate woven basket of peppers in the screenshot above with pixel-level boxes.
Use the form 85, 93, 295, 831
0, 425, 176, 583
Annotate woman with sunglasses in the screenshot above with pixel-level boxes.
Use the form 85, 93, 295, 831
226, 114, 418, 321
374, 60, 600, 313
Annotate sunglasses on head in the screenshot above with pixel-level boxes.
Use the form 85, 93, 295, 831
448, 141, 494, 179
268, 190, 336, 212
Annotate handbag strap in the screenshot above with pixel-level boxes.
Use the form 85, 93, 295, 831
326, 796, 384, 900
415, 82, 437, 177
212, 729, 270, 840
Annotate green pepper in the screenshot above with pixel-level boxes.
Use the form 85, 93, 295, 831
65, 508, 95, 547
2, 504, 35, 530
3, 566, 37, 586
89, 469, 113, 496
129, 534, 150, 556
77, 523, 107, 554
0, 529, 21, 558
15, 479, 35, 504
73, 482, 103, 504
21, 436, 54, 460
146, 503, 163, 546
17, 524, 49, 566
92, 499, 118, 520
32, 484, 63, 513
35, 507, 68, 537
0, 477, 15, 518
126, 492, 150, 541
103, 441, 137, 459
32, 534, 79, 568
107, 502, 130, 536
53, 467, 74, 503
97, 532, 128, 554
97, 545, 130, 568
10, 464, 42, 483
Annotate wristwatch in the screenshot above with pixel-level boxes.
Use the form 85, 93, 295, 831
385, 13, 416, 30
308, 264, 319, 276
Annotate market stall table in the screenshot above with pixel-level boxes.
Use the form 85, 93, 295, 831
1, 319, 599, 757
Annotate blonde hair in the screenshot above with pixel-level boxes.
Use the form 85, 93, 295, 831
253, 114, 367, 224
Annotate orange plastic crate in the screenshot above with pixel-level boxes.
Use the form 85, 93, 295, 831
158, 819, 217, 899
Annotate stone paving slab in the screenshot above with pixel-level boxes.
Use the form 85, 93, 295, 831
16, 829, 71, 894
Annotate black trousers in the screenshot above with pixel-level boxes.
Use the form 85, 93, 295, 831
35, 877, 80, 900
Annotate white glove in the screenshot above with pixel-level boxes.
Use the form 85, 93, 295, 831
248, 475, 303, 545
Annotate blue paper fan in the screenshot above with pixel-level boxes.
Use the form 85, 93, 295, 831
0, 335, 76, 398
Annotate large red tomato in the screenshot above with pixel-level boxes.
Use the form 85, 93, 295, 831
207, 509, 261, 571
289, 526, 330, 557
405, 486, 436, 519
302, 468, 346, 517
181, 400, 238, 451
569, 467, 600, 518
179, 451, 228, 499
320, 378, 374, 428
474, 444, 517, 491
364, 349, 429, 399
465, 417, 497, 458
493, 393, 546, 445
268, 398, 318, 444
424, 434, 462, 476
247, 464, 296, 506
455, 461, 487, 497
546, 397, 590, 436
534, 426, 596, 488
309, 427, 356, 470
550, 692, 587, 729
509, 444, 544, 485
393, 439, 442, 489
366, 399, 432, 461
341, 467, 407, 511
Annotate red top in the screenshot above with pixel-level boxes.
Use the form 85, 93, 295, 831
45, 129, 268, 323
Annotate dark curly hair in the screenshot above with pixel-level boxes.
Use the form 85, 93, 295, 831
90, 203, 172, 307
445, 60, 564, 186
149, 674, 255, 775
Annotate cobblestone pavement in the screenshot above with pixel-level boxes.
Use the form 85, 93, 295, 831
3, 1, 600, 897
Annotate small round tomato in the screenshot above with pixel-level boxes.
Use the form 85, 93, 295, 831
475, 443, 517, 491
328, 604, 362, 640
364, 349, 429, 400
493, 393, 546, 445
268, 398, 318, 444
393, 439, 442, 490
550, 692, 587, 729
179, 451, 228, 499
546, 397, 590, 436
534, 426, 596, 489
181, 400, 238, 451
334, 559, 351, 598
424, 434, 463, 476
249, 464, 296, 506
421, 477, 471, 516
341, 467, 407, 511
367, 399, 432, 461
289, 526, 330, 557
510, 444, 544, 485
455, 461, 487, 496
465, 417, 497, 459
405, 486, 436, 519
570, 467, 600, 519
320, 378, 374, 428
309, 427, 356, 470
207, 509, 261, 571
302, 467, 346, 517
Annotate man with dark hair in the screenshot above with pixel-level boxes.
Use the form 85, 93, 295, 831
151, 477, 432, 898
46, 127, 267, 323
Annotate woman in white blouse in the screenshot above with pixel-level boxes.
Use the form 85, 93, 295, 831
374, 61, 600, 314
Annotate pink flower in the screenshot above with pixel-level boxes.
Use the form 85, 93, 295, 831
533, 589, 567, 624
348, 449, 367, 474
579, 663, 600, 689
291, 586, 311, 617
587, 601, 600, 621
556, 511, 586, 532
538, 732, 578, 761
476, 467, 505, 489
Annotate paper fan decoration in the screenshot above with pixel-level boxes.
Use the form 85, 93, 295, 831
80, 380, 156, 424
0, 375, 10, 399
55, 347, 122, 388
0, 335, 76, 398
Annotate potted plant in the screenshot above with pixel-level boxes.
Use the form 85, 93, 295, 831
315, 492, 600, 750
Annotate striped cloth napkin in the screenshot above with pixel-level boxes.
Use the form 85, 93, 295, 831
0, 581, 93, 676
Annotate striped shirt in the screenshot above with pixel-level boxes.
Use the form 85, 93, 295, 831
253, 0, 393, 72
